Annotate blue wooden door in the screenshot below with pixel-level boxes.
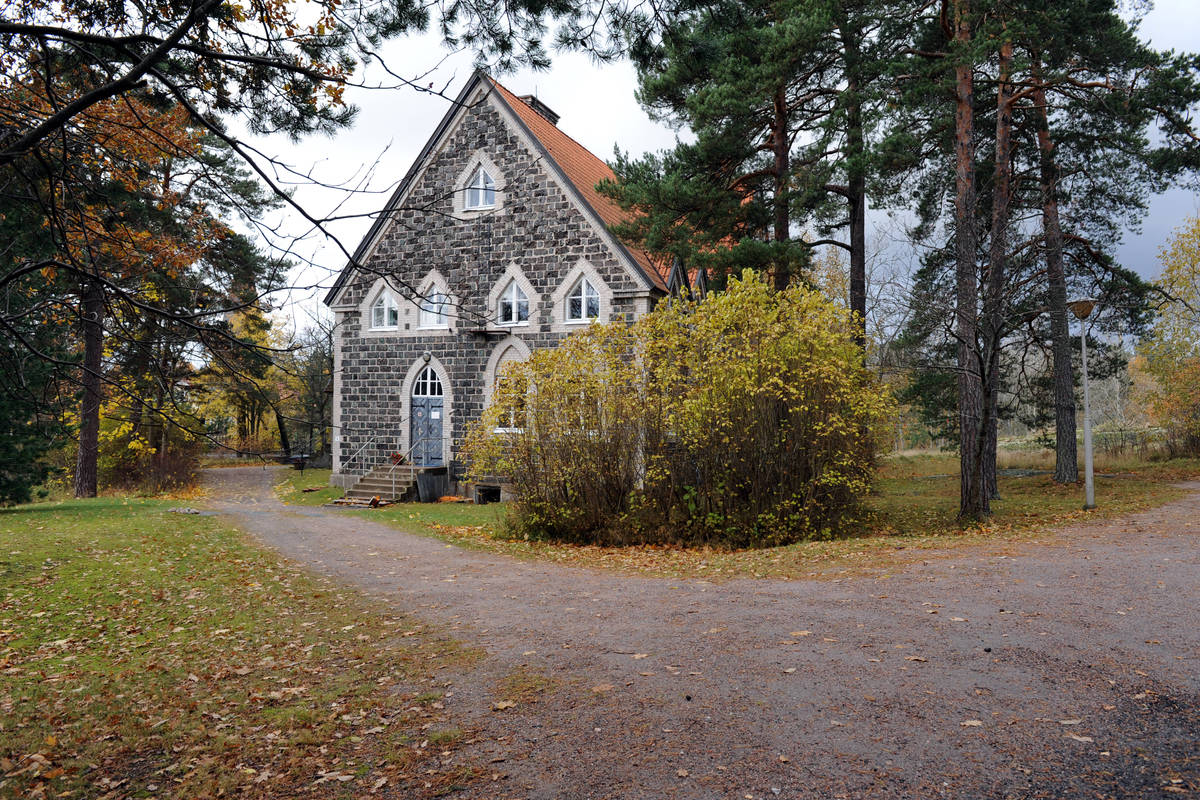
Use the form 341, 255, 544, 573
410, 366, 444, 467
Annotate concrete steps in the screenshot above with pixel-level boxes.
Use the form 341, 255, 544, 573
341, 463, 419, 502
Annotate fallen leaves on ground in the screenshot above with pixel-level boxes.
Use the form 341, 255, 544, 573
0, 498, 478, 799
383, 458, 1200, 582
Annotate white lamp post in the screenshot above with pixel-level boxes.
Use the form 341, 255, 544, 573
1067, 300, 1096, 510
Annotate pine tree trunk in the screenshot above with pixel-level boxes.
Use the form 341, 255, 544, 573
982, 40, 1015, 500
847, 106, 868, 354
158, 406, 170, 487
154, 342, 169, 485
836, 9, 869, 353
772, 85, 791, 290
74, 279, 103, 498
1032, 66, 1078, 483
952, 0, 987, 521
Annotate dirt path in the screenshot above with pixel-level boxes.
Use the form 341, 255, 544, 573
203, 467, 1200, 799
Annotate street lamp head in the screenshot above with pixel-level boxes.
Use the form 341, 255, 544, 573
1067, 299, 1096, 320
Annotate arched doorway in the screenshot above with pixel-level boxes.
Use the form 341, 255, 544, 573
409, 365, 444, 467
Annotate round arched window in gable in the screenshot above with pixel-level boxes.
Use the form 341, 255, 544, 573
412, 366, 444, 398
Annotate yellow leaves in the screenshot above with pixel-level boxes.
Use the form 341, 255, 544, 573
324, 81, 347, 106
1140, 215, 1200, 446
465, 270, 894, 545
225, 1, 249, 22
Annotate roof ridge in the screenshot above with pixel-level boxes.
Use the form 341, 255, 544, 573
485, 75, 668, 291
488, 76, 617, 176
324, 69, 668, 307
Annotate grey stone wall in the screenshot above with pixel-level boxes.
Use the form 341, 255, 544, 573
331, 94, 652, 484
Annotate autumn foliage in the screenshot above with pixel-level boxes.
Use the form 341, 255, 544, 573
466, 272, 894, 548
1141, 215, 1200, 456
2, 60, 284, 494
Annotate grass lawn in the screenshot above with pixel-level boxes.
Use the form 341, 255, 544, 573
274, 467, 345, 507
275, 469, 504, 531
274, 455, 1200, 581
862, 451, 1199, 538
0, 497, 480, 799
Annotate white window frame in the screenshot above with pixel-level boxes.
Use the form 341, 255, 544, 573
550, 260, 611, 332
369, 292, 399, 330
453, 152, 506, 217
418, 290, 450, 329
565, 278, 601, 323
492, 370, 527, 434
497, 280, 530, 326
465, 166, 496, 210
412, 365, 444, 398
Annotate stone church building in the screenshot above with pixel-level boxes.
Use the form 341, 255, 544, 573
324, 70, 668, 497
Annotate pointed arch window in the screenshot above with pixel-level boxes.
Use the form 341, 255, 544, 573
412, 366, 444, 397
490, 345, 528, 432
566, 278, 600, 322
497, 280, 530, 326
370, 292, 398, 329
465, 166, 496, 210
494, 370, 527, 433
419, 290, 449, 329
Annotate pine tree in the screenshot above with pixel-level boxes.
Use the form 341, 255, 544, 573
601, 0, 905, 342
0, 190, 64, 505
1015, 1, 1200, 482
884, 0, 1198, 519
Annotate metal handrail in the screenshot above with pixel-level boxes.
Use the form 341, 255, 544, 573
341, 415, 412, 476
341, 436, 377, 475
342, 418, 440, 499
385, 435, 434, 499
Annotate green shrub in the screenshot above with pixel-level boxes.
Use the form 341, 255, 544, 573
466, 271, 894, 548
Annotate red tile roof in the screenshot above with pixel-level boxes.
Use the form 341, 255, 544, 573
488, 78, 668, 291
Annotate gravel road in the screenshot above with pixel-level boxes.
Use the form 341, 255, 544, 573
203, 467, 1200, 799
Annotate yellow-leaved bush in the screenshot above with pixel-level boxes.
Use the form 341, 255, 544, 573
464, 271, 895, 548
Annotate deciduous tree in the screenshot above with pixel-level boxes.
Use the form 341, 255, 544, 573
1142, 215, 1200, 455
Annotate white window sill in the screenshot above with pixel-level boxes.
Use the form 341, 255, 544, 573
497, 321, 531, 328
417, 324, 451, 331
368, 325, 399, 332
564, 318, 599, 325
464, 204, 497, 212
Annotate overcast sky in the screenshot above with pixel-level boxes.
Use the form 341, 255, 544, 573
263, 0, 1200, 323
